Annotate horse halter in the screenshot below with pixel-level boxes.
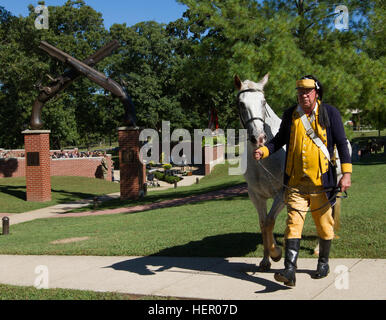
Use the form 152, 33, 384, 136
237, 88, 268, 140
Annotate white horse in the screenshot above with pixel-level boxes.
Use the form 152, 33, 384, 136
234, 74, 351, 271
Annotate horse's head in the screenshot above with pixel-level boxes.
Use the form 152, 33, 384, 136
234, 73, 269, 146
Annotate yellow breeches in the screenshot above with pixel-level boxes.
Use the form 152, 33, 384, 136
285, 177, 334, 240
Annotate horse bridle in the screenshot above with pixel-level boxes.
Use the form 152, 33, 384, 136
237, 88, 268, 140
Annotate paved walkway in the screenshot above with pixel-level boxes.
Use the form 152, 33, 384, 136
1, 182, 248, 225
0, 173, 385, 300
0, 255, 384, 300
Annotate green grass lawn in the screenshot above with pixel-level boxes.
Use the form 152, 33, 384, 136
0, 283, 175, 300
0, 159, 384, 259
0, 176, 120, 213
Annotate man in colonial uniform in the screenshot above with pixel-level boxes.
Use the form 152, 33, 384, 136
254, 75, 352, 286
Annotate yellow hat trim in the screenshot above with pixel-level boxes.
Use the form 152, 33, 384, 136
296, 79, 316, 88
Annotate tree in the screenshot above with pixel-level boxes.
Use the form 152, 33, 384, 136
0, 0, 110, 148
359, 0, 385, 133
1, 0, 384, 149
176, 0, 306, 127
177, 0, 385, 132
108, 21, 189, 132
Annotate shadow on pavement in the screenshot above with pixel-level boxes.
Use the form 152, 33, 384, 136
107, 232, 292, 294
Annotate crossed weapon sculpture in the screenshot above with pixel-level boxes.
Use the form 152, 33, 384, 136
31, 40, 136, 130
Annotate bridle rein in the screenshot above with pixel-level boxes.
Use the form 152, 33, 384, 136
237, 88, 268, 141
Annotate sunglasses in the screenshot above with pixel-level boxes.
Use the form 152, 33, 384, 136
297, 88, 316, 95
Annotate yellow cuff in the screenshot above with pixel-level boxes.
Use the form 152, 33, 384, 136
341, 163, 352, 174
259, 146, 270, 159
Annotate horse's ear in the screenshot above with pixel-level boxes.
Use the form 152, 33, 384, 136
259, 73, 269, 88
234, 75, 242, 90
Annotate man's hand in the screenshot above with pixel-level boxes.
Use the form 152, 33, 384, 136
253, 148, 264, 161
339, 173, 351, 192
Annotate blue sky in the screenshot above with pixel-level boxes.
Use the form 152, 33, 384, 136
1, 0, 188, 28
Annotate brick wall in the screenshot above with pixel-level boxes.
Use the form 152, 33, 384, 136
0, 155, 112, 181
51, 156, 112, 180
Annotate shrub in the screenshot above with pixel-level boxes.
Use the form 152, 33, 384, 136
163, 163, 172, 170
164, 175, 182, 184
152, 170, 182, 184
154, 171, 165, 180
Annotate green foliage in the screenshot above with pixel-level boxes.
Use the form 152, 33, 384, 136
164, 174, 182, 184
153, 171, 165, 181
162, 163, 172, 170
177, 0, 385, 125
0, 0, 384, 149
153, 169, 182, 184
0, 0, 109, 148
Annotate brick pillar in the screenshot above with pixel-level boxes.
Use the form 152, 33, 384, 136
22, 130, 51, 202
204, 145, 212, 176
118, 127, 145, 200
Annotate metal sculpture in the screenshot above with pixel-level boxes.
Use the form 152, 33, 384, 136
31, 40, 136, 129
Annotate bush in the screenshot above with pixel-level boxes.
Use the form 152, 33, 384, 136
152, 170, 182, 184
164, 175, 182, 184
154, 171, 165, 180
163, 163, 172, 170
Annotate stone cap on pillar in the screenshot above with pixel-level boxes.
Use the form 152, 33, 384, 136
22, 130, 51, 135
118, 126, 140, 131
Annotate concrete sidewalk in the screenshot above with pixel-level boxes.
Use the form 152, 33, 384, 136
0, 255, 384, 300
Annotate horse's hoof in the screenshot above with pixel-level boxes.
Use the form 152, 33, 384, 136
258, 261, 271, 272
270, 247, 282, 262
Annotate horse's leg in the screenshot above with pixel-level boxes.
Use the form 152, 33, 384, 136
265, 191, 285, 262
248, 190, 271, 271
314, 243, 320, 256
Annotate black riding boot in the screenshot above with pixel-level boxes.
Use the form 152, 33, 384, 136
274, 238, 300, 287
313, 239, 332, 279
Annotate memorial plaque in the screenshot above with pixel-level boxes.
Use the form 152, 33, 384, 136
122, 150, 136, 163
27, 152, 40, 166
